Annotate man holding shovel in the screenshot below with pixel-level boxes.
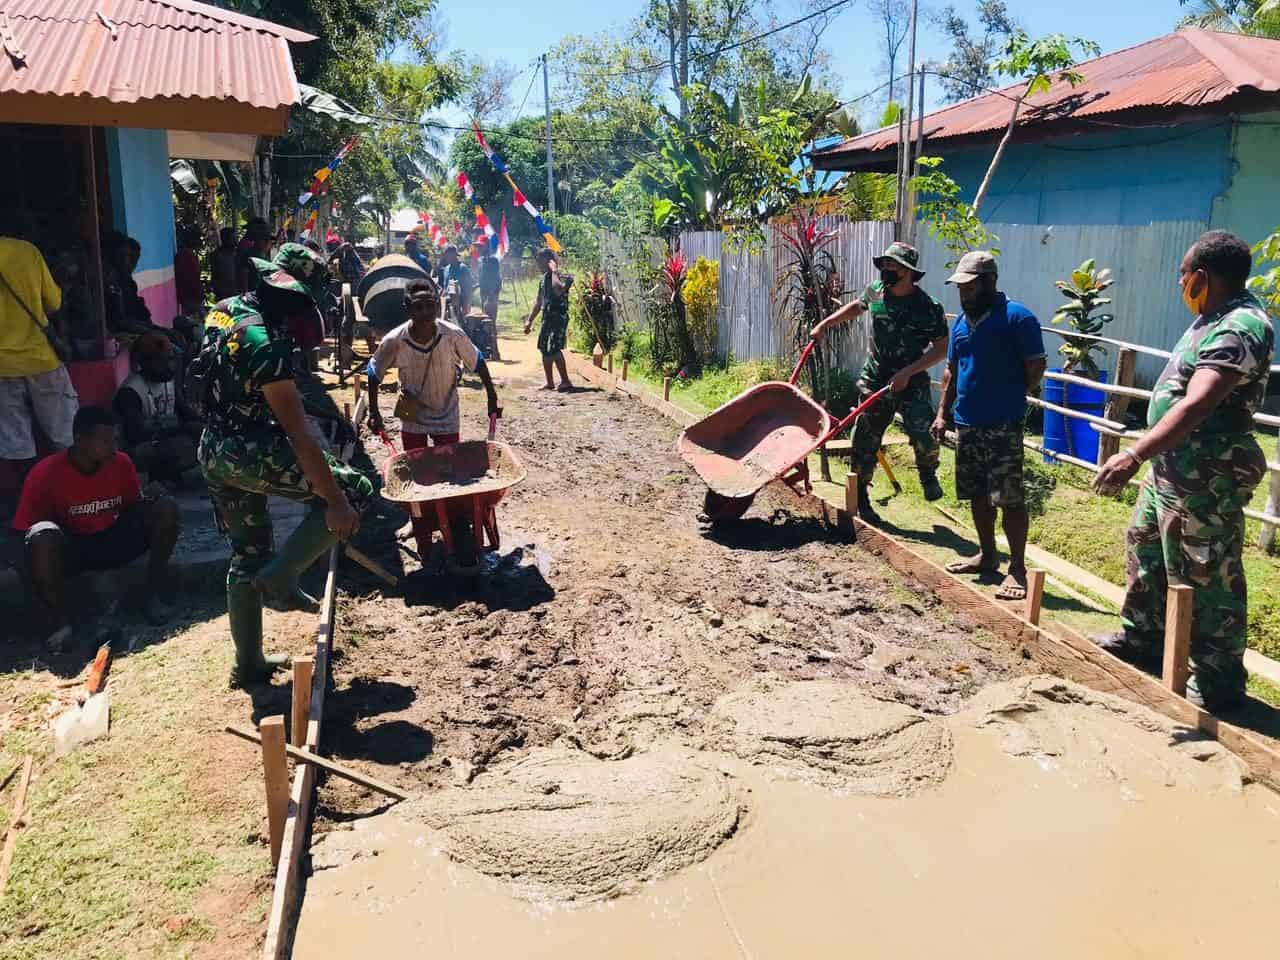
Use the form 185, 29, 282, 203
810, 242, 949, 525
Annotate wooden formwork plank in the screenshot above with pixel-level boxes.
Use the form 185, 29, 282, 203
564, 350, 1280, 789
262, 545, 339, 960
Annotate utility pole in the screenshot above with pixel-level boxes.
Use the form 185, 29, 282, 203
542, 53, 555, 218
678, 0, 689, 118
900, 0, 920, 241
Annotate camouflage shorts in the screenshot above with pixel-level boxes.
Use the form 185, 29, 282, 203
955, 421, 1025, 508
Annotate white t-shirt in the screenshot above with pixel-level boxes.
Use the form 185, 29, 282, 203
368, 320, 480, 435
120, 372, 178, 430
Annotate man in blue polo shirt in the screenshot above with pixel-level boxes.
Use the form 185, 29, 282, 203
931, 251, 1046, 601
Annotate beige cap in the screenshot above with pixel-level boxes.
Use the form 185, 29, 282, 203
946, 250, 998, 284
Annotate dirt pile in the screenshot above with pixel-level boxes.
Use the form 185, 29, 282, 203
398, 746, 744, 902
961, 676, 1250, 795
710, 676, 953, 793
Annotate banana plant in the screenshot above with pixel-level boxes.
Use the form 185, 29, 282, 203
1051, 258, 1116, 379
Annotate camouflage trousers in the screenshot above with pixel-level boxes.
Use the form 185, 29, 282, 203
954, 421, 1025, 509
1120, 442, 1266, 707
199, 428, 375, 586
852, 376, 939, 482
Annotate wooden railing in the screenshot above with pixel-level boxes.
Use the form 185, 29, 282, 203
926, 325, 1280, 546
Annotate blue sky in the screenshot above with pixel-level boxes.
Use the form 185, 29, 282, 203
434, 0, 1185, 127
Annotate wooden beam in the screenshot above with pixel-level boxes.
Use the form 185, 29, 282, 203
1163, 585, 1193, 697
1096, 347, 1138, 466
260, 716, 289, 868
1026, 395, 1127, 433
1025, 568, 1046, 626
0, 756, 33, 897
225, 726, 409, 802
343, 544, 398, 586
845, 472, 859, 519
291, 658, 314, 749
262, 547, 339, 960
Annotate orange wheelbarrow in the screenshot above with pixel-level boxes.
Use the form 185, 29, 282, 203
677, 340, 892, 523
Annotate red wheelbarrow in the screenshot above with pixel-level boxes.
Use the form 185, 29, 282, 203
677, 340, 892, 523
379, 417, 526, 574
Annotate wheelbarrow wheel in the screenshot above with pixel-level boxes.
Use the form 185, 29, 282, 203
703, 489, 754, 524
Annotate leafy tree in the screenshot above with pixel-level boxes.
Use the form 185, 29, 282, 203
930, 1, 1017, 104
970, 30, 1100, 214
1178, 0, 1280, 34
909, 156, 999, 265
447, 116, 550, 252
869, 0, 913, 105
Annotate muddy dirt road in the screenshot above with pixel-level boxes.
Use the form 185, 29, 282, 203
294, 344, 1280, 959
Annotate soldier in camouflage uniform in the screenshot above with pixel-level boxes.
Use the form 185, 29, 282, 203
198, 243, 374, 685
1093, 231, 1274, 712
810, 242, 950, 525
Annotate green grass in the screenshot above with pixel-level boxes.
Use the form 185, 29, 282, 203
0, 597, 278, 959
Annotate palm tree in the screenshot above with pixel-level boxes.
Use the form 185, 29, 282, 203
1178, 0, 1280, 36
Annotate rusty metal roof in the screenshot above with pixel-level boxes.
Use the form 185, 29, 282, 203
814, 29, 1280, 170
1, 0, 313, 119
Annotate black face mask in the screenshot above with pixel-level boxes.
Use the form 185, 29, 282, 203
880, 269, 902, 288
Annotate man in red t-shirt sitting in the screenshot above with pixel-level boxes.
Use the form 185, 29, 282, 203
13, 406, 181, 649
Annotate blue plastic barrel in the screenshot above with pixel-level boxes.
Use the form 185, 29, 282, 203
1043, 369, 1108, 463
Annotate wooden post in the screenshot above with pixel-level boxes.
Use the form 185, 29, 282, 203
260, 716, 290, 867
1261, 434, 1279, 552
663, 377, 672, 402
845, 472, 859, 519
607, 354, 614, 374
621, 359, 629, 381
1025, 569, 1046, 626
342, 402, 351, 422
1162, 584, 1193, 697
1097, 347, 1137, 466
291, 658, 314, 749
353, 376, 363, 405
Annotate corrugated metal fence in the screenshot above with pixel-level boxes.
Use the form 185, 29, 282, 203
672, 218, 1206, 387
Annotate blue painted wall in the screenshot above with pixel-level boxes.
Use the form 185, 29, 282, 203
1211, 111, 1280, 247
929, 121, 1234, 227
105, 127, 175, 272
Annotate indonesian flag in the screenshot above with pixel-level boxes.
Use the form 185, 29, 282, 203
512, 187, 527, 208
457, 171, 474, 201
473, 121, 509, 174
475, 206, 497, 252
498, 214, 509, 258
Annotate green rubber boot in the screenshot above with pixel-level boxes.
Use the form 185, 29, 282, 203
252, 508, 337, 604
228, 580, 289, 688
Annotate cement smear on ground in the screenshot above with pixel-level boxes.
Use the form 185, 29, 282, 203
389, 746, 743, 902
961, 675, 1250, 795
710, 676, 953, 794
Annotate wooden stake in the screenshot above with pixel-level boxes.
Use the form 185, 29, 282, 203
663, 377, 672, 401
607, 354, 614, 374
226, 726, 409, 802
1025, 569, 1046, 626
291, 657, 314, 749
845, 472, 859, 519
1163, 584, 1193, 697
260, 716, 290, 867
0, 755, 33, 897
343, 544, 398, 586
343, 402, 351, 422
621, 359, 629, 381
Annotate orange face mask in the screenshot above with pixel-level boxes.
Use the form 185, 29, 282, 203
1182, 269, 1209, 316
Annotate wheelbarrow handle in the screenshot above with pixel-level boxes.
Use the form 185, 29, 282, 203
821, 383, 893, 444
488, 413, 498, 441
789, 338, 819, 386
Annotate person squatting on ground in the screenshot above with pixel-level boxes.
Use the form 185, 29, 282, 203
810, 242, 949, 525
114, 331, 202, 488
0, 235, 77, 484
479, 249, 502, 321
196, 243, 374, 686
932, 251, 1047, 602
366, 277, 501, 557
13, 406, 181, 650
525, 248, 575, 392
1092, 230, 1274, 712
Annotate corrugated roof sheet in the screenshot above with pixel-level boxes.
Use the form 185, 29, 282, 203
815, 29, 1280, 168
1, 0, 313, 110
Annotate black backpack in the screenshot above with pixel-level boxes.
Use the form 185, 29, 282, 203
185, 303, 263, 421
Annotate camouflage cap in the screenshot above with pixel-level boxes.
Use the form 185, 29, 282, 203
252, 242, 329, 304
873, 241, 925, 279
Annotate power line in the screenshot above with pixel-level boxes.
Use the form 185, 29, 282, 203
514, 62, 540, 118
566, 0, 856, 82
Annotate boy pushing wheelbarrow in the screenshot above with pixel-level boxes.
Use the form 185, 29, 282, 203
366, 277, 506, 569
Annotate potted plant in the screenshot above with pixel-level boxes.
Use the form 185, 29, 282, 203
1048, 258, 1116, 460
